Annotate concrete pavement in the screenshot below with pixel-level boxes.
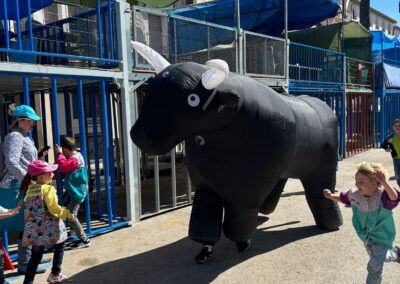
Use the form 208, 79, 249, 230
10, 149, 400, 283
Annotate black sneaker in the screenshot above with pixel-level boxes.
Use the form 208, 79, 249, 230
70, 238, 91, 249
395, 246, 400, 262
236, 239, 251, 252
195, 247, 213, 264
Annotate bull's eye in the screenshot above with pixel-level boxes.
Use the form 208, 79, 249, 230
187, 94, 200, 107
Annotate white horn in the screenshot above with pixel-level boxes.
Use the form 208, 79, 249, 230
131, 41, 171, 74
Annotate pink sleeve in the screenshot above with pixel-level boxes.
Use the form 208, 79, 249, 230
55, 154, 79, 173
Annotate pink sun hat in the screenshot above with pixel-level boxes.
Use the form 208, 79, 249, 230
28, 160, 58, 177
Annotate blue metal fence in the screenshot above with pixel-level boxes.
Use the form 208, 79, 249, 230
372, 36, 400, 146
374, 89, 400, 146
0, 0, 118, 67
289, 42, 345, 92
0, 73, 128, 259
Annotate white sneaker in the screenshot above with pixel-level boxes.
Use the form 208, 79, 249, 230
47, 273, 68, 283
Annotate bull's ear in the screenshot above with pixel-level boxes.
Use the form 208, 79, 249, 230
131, 41, 170, 74
201, 59, 229, 90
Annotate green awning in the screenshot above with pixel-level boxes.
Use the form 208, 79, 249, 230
288, 21, 372, 62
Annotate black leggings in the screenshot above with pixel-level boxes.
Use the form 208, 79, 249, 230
23, 242, 65, 284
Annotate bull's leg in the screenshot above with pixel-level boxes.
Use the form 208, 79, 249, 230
259, 178, 287, 215
223, 204, 258, 252
189, 186, 223, 263
301, 174, 343, 230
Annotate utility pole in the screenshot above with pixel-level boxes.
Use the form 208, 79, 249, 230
285, 0, 289, 89
235, 0, 243, 74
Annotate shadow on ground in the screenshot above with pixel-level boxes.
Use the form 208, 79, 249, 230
69, 221, 329, 284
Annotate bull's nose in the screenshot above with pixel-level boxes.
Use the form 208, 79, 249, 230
130, 119, 177, 155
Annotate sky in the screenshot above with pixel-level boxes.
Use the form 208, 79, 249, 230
371, 0, 400, 23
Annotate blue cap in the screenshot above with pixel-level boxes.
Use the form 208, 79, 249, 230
12, 105, 41, 121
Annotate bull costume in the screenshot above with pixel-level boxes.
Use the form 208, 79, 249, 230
130, 42, 343, 263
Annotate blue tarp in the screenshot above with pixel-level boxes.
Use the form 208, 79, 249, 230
0, 0, 54, 20
371, 31, 400, 52
384, 63, 400, 89
172, 0, 340, 36
374, 62, 400, 89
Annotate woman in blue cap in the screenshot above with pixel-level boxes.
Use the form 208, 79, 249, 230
0, 104, 50, 278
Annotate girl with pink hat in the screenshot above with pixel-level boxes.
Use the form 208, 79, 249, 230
0, 104, 51, 275
20, 160, 75, 284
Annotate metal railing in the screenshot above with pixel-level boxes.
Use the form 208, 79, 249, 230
289, 42, 344, 91
374, 90, 400, 146
132, 6, 286, 78
346, 57, 373, 90
243, 31, 285, 78
345, 92, 374, 157
0, 73, 128, 259
0, 0, 119, 67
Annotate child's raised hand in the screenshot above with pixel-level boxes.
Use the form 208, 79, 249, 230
323, 189, 332, 199
374, 170, 387, 184
55, 145, 62, 155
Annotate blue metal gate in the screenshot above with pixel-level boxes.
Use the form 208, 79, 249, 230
0, 73, 129, 259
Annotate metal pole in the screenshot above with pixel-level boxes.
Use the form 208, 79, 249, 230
171, 149, 176, 207
77, 79, 92, 234
105, 84, 117, 216
22, 77, 30, 105
15, 0, 22, 50
154, 156, 160, 212
115, 0, 141, 222
51, 78, 63, 200
285, 0, 289, 87
40, 91, 48, 148
3, 0, 10, 49
96, 0, 104, 58
235, 0, 243, 74
90, 85, 102, 217
27, 0, 34, 51
108, 0, 115, 59
63, 88, 72, 137
100, 80, 113, 226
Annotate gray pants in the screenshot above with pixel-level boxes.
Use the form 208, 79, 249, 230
66, 200, 87, 241
393, 159, 400, 186
364, 238, 398, 284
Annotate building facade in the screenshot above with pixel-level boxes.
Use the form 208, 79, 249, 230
325, 0, 399, 37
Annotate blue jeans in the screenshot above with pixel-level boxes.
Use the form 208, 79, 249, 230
364, 238, 398, 284
393, 159, 400, 186
23, 242, 65, 284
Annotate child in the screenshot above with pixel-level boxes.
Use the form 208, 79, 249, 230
0, 201, 23, 284
55, 136, 90, 249
20, 160, 74, 284
323, 161, 400, 283
381, 118, 400, 186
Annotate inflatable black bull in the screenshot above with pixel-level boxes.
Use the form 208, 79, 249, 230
131, 42, 343, 263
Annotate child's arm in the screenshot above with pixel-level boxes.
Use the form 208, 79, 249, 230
43, 185, 74, 221
323, 189, 345, 203
375, 170, 398, 201
55, 153, 79, 173
0, 201, 23, 220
